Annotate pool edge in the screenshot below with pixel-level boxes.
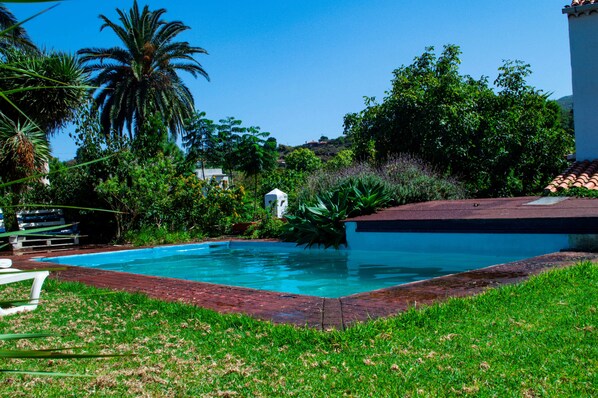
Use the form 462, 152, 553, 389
8, 245, 598, 330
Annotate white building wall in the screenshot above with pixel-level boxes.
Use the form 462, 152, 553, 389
565, 4, 598, 160
194, 168, 229, 186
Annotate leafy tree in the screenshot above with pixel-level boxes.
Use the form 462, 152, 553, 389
285, 148, 322, 173
344, 45, 573, 197
182, 111, 217, 178
236, 126, 278, 216
132, 113, 186, 169
213, 116, 245, 183
78, 0, 209, 140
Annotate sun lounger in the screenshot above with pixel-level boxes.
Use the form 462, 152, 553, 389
0, 259, 49, 316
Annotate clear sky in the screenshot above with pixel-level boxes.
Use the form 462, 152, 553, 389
10, 0, 573, 160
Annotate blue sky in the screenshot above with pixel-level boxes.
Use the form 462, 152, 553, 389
10, 0, 573, 160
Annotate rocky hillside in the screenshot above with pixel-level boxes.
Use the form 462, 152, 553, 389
279, 136, 351, 162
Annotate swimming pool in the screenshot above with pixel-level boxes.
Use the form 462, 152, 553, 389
37, 240, 556, 298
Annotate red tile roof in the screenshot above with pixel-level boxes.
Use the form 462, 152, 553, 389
544, 160, 598, 193
568, 0, 598, 6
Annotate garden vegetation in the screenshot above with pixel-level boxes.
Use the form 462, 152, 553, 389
0, 6, 575, 248
0, 2, 594, 396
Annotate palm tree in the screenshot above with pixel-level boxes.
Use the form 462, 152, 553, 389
0, 3, 37, 55
78, 0, 209, 140
0, 49, 88, 134
0, 117, 49, 181
0, 43, 87, 233
0, 116, 49, 231
0, 50, 87, 231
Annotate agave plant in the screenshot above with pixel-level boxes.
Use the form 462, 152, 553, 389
284, 178, 394, 248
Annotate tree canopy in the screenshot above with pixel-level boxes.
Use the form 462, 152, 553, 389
344, 45, 573, 197
285, 148, 322, 173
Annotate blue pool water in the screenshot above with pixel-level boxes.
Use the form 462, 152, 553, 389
37, 241, 549, 298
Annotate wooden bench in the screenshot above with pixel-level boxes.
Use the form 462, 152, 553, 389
8, 209, 81, 252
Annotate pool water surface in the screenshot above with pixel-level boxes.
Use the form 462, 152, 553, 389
38, 241, 549, 298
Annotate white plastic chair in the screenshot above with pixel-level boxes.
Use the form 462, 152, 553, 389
0, 259, 50, 316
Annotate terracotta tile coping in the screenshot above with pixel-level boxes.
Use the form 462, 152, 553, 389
7, 245, 598, 330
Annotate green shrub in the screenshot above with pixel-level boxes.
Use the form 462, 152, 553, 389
188, 181, 251, 236
298, 155, 465, 208
124, 226, 202, 247
256, 168, 307, 211
546, 186, 598, 198
95, 154, 252, 242
325, 149, 354, 171
285, 156, 466, 247
244, 208, 286, 239
283, 178, 393, 248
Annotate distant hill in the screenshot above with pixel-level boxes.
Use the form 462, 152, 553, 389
556, 95, 573, 110
556, 95, 574, 133
278, 136, 351, 162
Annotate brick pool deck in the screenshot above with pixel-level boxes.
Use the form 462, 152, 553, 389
6, 196, 598, 330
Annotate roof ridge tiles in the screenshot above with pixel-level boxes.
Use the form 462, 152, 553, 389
545, 160, 598, 193
569, 1, 598, 6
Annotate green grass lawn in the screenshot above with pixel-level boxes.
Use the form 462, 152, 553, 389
0, 262, 596, 397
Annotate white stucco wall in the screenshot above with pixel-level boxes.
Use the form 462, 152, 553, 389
566, 5, 598, 160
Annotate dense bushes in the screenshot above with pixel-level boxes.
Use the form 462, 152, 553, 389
344, 45, 573, 197
26, 131, 253, 244
283, 156, 465, 247
297, 155, 465, 207
95, 154, 249, 240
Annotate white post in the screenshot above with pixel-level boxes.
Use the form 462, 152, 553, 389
264, 189, 288, 218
